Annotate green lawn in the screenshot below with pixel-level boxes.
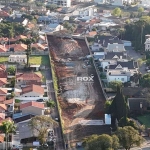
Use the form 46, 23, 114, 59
137, 115, 150, 128
0, 57, 8, 63
29, 55, 50, 66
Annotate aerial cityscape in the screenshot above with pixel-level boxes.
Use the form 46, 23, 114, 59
0, 0, 149, 150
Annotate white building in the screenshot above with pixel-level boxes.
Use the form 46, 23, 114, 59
46, 23, 64, 33
140, 0, 150, 8
145, 36, 150, 51
94, 0, 105, 4
106, 43, 126, 52
8, 55, 27, 63
106, 60, 138, 83
111, 0, 133, 6
47, 0, 71, 7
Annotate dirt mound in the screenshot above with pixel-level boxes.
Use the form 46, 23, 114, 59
58, 96, 85, 120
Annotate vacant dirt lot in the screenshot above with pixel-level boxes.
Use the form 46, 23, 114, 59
47, 35, 107, 148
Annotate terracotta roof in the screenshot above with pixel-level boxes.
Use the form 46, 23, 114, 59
0, 104, 7, 110
32, 43, 45, 50
0, 71, 7, 78
16, 72, 42, 82
16, 35, 27, 40
6, 44, 27, 51
22, 84, 44, 95
0, 45, 7, 52
0, 113, 5, 120
0, 78, 7, 87
20, 101, 44, 109
0, 117, 12, 124
3, 99, 13, 105
0, 134, 4, 142
88, 31, 97, 37
27, 23, 35, 29
0, 10, 9, 17
0, 96, 6, 102
0, 65, 6, 71
0, 88, 7, 95
0, 37, 8, 42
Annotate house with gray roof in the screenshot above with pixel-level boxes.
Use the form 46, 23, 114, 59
106, 60, 139, 83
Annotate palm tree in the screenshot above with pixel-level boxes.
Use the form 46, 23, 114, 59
19, 38, 35, 67
0, 121, 16, 150
46, 100, 56, 109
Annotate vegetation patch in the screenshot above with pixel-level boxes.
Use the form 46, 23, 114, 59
29, 56, 50, 66
0, 57, 8, 63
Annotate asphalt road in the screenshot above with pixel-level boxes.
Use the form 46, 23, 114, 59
45, 68, 65, 150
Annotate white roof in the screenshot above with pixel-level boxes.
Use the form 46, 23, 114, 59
9, 55, 26, 58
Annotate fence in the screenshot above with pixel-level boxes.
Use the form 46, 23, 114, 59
85, 36, 108, 100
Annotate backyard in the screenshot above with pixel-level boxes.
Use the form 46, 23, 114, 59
0, 56, 50, 66
137, 115, 150, 128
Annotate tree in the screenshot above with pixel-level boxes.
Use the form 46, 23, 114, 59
110, 86, 128, 127
46, 100, 56, 109
46, 4, 57, 11
7, 66, 16, 75
29, 115, 58, 145
83, 134, 119, 150
0, 121, 16, 150
141, 73, 150, 87
109, 81, 122, 91
112, 7, 122, 17
138, 7, 144, 13
116, 126, 144, 150
146, 59, 150, 66
19, 38, 35, 67
104, 100, 112, 114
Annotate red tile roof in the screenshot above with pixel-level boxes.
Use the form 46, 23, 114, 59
0, 96, 6, 102
0, 45, 7, 52
6, 44, 27, 51
32, 43, 45, 50
0, 88, 7, 95
22, 84, 44, 95
3, 99, 13, 105
0, 10, 9, 17
88, 31, 97, 37
0, 104, 7, 110
16, 72, 42, 82
0, 78, 7, 87
20, 101, 44, 109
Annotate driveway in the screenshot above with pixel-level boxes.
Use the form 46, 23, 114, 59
125, 47, 147, 74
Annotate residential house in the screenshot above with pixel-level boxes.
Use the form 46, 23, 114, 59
0, 10, 10, 18
1, 6, 12, 14
0, 96, 6, 103
140, 0, 150, 8
47, 0, 71, 7
0, 45, 7, 52
106, 43, 126, 52
100, 52, 128, 71
8, 55, 27, 63
93, 52, 105, 61
20, 101, 45, 115
111, 0, 133, 6
45, 23, 64, 33
0, 37, 8, 44
19, 119, 38, 143
38, 35, 46, 44
5, 17, 28, 26
16, 72, 42, 85
94, 0, 106, 4
0, 88, 7, 96
0, 104, 7, 121
106, 60, 138, 83
31, 43, 46, 51
127, 98, 149, 114
21, 84, 44, 97
14, 114, 35, 123
86, 31, 97, 37
6, 44, 27, 52
0, 78, 7, 87
145, 35, 150, 51
0, 65, 7, 78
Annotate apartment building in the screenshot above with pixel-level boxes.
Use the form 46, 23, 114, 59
47, 0, 71, 7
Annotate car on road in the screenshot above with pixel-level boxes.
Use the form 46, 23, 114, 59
36, 99, 44, 102
48, 129, 54, 136
12, 144, 23, 150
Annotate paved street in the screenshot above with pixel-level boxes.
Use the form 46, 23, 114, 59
45, 68, 65, 150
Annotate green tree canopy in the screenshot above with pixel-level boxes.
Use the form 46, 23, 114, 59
109, 81, 123, 91
138, 7, 144, 13
116, 126, 144, 150
112, 7, 122, 17
29, 115, 58, 145
104, 100, 112, 114
146, 59, 150, 66
83, 134, 119, 150
141, 73, 150, 87
7, 66, 16, 75
46, 100, 56, 109
110, 87, 128, 123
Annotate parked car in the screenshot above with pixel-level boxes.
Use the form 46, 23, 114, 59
36, 99, 44, 102
48, 129, 54, 136
12, 144, 23, 150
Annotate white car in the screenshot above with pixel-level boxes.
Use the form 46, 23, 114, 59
12, 144, 23, 149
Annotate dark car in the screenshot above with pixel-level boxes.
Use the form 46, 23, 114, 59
36, 99, 44, 102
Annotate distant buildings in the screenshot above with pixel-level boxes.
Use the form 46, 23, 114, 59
47, 0, 71, 7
